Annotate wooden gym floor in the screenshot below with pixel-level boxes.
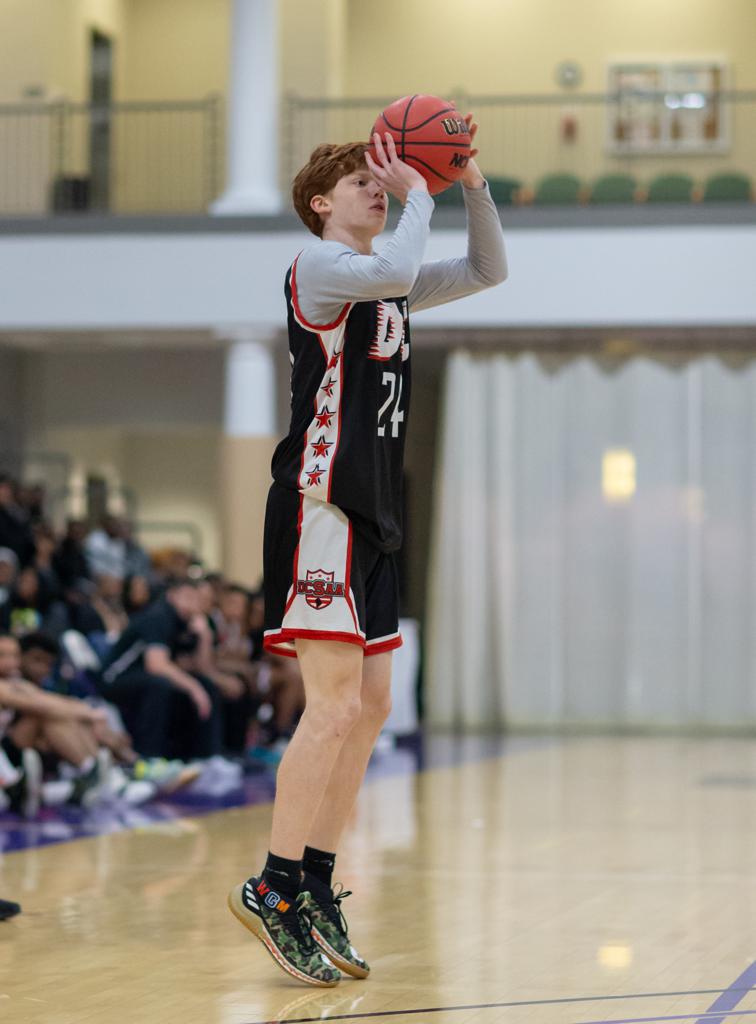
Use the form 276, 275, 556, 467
2, 734, 756, 1024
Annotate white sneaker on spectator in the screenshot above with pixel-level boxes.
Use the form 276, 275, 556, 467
41, 779, 75, 807
132, 758, 201, 795
206, 755, 243, 780
7, 749, 43, 819
104, 765, 157, 806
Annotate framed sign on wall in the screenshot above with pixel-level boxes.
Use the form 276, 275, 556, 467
607, 61, 728, 154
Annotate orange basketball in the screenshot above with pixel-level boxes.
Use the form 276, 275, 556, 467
369, 94, 472, 195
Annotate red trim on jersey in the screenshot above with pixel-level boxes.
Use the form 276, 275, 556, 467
364, 635, 404, 656
283, 493, 305, 617
264, 628, 367, 658
290, 256, 350, 332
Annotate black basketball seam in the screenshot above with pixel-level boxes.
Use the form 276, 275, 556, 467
404, 106, 460, 133
400, 94, 417, 161
403, 154, 456, 185
380, 110, 402, 133
401, 140, 472, 148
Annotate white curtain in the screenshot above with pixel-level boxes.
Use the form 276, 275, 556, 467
426, 350, 756, 730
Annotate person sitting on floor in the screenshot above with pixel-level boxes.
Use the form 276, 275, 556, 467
0, 631, 110, 814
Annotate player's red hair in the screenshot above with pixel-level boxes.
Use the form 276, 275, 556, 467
292, 142, 369, 237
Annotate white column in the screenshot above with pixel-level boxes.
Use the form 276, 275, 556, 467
224, 336, 277, 437
212, 0, 282, 216
220, 330, 279, 585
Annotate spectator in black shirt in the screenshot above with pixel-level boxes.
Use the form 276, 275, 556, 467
53, 520, 90, 591
123, 574, 152, 617
99, 579, 223, 760
0, 475, 34, 567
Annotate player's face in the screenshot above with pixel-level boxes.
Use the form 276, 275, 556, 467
327, 168, 387, 237
0, 637, 20, 680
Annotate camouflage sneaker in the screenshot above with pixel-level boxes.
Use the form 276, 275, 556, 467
228, 877, 341, 987
304, 878, 370, 979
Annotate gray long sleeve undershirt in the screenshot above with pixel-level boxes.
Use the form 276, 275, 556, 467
294, 182, 508, 326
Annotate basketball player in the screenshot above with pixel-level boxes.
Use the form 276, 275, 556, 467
229, 120, 507, 986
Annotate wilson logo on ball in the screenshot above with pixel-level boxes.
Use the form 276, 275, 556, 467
441, 117, 469, 136
297, 570, 345, 610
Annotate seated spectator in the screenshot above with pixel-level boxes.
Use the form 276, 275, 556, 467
250, 589, 305, 746
19, 631, 137, 769
31, 521, 62, 601
99, 579, 224, 761
0, 632, 110, 811
182, 579, 256, 756
0, 548, 18, 606
216, 586, 304, 763
121, 520, 152, 580
85, 515, 126, 580
123, 574, 152, 617
0, 475, 34, 566
68, 573, 129, 647
16, 483, 46, 526
0, 565, 68, 638
53, 519, 90, 591
151, 547, 195, 585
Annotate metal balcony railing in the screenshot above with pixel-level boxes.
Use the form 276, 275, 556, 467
2, 90, 755, 218
0, 96, 223, 216
283, 89, 756, 203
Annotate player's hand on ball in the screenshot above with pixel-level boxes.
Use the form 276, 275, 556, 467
461, 113, 485, 189
365, 132, 428, 205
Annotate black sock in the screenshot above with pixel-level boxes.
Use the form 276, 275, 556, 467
303, 846, 336, 888
261, 852, 302, 901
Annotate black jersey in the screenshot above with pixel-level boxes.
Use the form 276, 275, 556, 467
271, 255, 411, 553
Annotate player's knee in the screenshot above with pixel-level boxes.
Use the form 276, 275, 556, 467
362, 686, 392, 725
307, 690, 362, 741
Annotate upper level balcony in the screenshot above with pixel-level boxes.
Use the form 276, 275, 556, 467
1, 90, 755, 334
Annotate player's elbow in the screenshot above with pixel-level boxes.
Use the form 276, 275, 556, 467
492, 263, 509, 286
483, 254, 509, 287
473, 262, 508, 289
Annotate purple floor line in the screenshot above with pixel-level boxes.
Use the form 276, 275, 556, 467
579, 1013, 756, 1024
697, 961, 756, 1024
581, 961, 756, 1024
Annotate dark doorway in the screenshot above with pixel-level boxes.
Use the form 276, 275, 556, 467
89, 29, 114, 211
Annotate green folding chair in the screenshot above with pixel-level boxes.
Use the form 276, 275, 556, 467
533, 173, 582, 205
589, 174, 638, 204
486, 176, 522, 206
433, 183, 465, 206
702, 173, 752, 202
646, 173, 694, 203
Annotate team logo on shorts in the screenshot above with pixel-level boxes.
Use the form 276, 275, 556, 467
297, 569, 345, 610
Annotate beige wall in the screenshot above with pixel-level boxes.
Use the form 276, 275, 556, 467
33, 425, 223, 569
344, 0, 756, 95
0, 0, 126, 103
3, 1, 756, 104
121, 0, 228, 100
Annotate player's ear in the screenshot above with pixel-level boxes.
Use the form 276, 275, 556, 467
310, 194, 331, 216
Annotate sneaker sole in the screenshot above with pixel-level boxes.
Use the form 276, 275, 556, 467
227, 884, 340, 988
311, 927, 370, 979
